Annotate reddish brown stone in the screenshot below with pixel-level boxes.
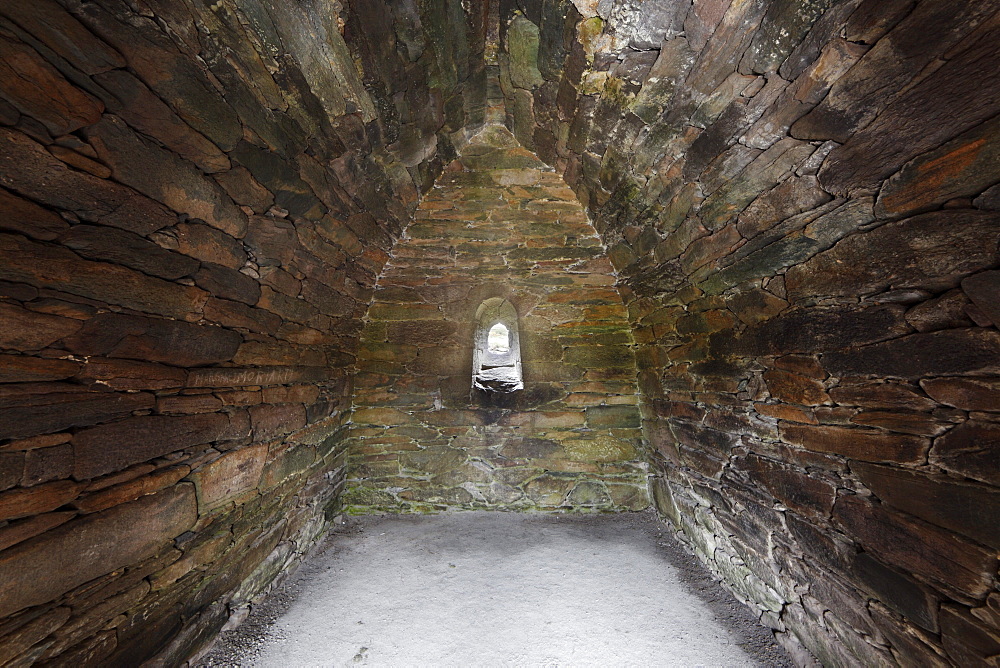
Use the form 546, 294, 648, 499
920, 377, 1000, 412
173, 222, 247, 268
0, 234, 208, 320
22, 443, 73, 485
186, 366, 331, 388
73, 465, 190, 514
852, 462, 1000, 549
780, 424, 927, 464
0, 34, 103, 136
0, 188, 70, 241
829, 381, 938, 412
249, 404, 307, 441
850, 411, 949, 437
849, 551, 940, 632
0, 386, 154, 440
733, 454, 835, 520
156, 394, 224, 415
73, 414, 229, 479
60, 224, 199, 281
763, 369, 829, 406
261, 385, 321, 405
93, 69, 230, 174
786, 211, 1000, 300
189, 444, 267, 512
0, 511, 75, 552
906, 288, 973, 332
727, 288, 789, 326
0, 605, 72, 666
931, 420, 1000, 486
77, 357, 187, 391
0, 302, 82, 351
193, 263, 261, 306
0, 0, 124, 75
753, 402, 818, 424
0, 484, 196, 617
823, 328, 1000, 380
0, 480, 81, 522
833, 494, 995, 599
203, 297, 283, 333
64, 313, 241, 367
0, 354, 79, 383
961, 270, 1000, 327
214, 167, 274, 212
0, 129, 175, 235
940, 606, 1000, 666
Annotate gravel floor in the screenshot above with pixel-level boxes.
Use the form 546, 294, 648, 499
198, 511, 792, 667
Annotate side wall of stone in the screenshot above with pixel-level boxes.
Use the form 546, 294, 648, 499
348, 126, 649, 512
0, 0, 485, 664
498, 1, 1000, 665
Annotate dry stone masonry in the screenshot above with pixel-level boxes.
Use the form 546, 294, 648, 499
0, 0, 486, 664
496, 0, 1000, 665
349, 126, 648, 512
0, 0, 998, 665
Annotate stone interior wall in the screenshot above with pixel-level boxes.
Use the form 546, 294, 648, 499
348, 125, 649, 512
0, 0, 485, 665
497, 0, 1000, 665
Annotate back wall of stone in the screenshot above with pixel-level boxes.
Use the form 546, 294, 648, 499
348, 125, 649, 512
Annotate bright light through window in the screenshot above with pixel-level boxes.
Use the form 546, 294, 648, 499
487, 323, 510, 353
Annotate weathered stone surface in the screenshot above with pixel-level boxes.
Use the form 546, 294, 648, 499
0, 301, 81, 351
904, 289, 975, 333
876, 114, 1000, 218
93, 70, 230, 174
786, 211, 1000, 300
961, 270, 1000, 327
780, 424, 927, 464
189, 444, 267, 512
64, 313, 241, 367
60, 225, 199, 281
817, 14, 1000, 194
823, 329, 1000, 380
249, 404, 307, 441
0, 480, 81, 522
0, 0, 124, 75
0, 234, 207, 320
853, 462, 1000, 548
0, 484, 196, 617
73, 414, 229, 479
833, 494, 996, 598
920, 377, 1000, 412
850, 551, 939, 632
0, 355, 79, 383
173, 222, 247, 268
0, 387, 154, 440
0, 34, 103, 136
0, 188, 70, 241
0, 129, 175, 235
940, 605, 1000, 666
194, 264, 261, 306
77, 357, 187, 391
931, 421, 1000, 486
763, 369, 829, 406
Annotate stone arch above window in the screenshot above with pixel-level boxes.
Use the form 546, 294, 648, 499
472, 298, 523, 393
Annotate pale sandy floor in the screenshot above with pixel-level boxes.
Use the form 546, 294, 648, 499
200, 512, 790, 667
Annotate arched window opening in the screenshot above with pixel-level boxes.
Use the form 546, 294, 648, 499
473, 299, 522, 393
